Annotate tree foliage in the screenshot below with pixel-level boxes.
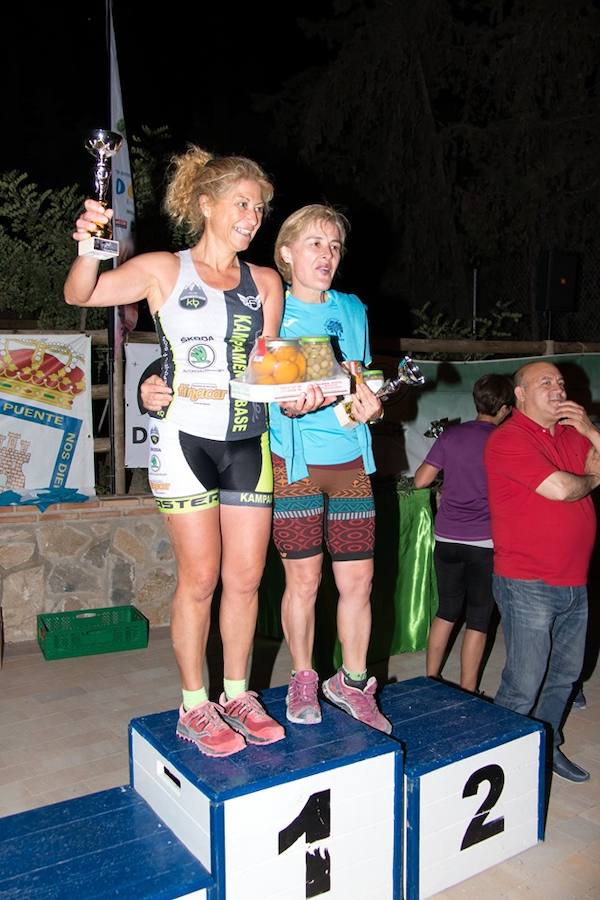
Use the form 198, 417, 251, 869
413, 298, 522, 359
259, 0, 600, 330
0, 173, 97, 328
0, 126, 176, 329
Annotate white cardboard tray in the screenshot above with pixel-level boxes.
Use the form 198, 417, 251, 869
229, 374, 350, 403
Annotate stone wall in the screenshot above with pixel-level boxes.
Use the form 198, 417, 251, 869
0, 496, 176, 644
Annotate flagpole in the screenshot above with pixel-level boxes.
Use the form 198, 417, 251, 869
107, 0, 137, 495
105, 0, 119, 495
106, 0, 126, 495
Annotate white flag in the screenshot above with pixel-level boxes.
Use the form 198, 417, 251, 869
109, 1, 137, 340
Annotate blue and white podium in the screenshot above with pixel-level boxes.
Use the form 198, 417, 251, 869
130, 686, 402, 900
0, 677, 545, 899
380, 677, 546, 899
0, 784, 215, 899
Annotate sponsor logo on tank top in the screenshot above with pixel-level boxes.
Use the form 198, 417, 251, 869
149, 454, 161, 473
177, 384, 228, 402
149, 425, 160, 445
236, 292, 262, 310
232, 398, 250, 433
178, 282, 208, 310
230, 314, 253, 378
187, 343, 216, 369
149, 480, 170, 493
180, 335, 214, 343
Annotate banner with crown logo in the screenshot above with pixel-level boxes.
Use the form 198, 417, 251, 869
0, 334, 94, 510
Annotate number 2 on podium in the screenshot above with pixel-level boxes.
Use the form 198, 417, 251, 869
461, 763, 505, 850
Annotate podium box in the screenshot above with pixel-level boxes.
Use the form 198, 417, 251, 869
0, 785, 215, 899
380, 677, 545, 900
130, 686, 403, 900
0, 678, 546, 900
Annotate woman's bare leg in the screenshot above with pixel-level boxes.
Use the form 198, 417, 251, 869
333, 558, 373, 673
425, 616, 455, 679
460, 628, 487, 692
166, 507, 221, 691
219, 505, 272, 681
280, 555, 324, 671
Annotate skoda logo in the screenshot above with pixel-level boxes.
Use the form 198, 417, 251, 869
149, 454, 161, 473
188, 343, 215, 369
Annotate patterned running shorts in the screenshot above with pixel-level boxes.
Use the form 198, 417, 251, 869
272, 453, 375, 561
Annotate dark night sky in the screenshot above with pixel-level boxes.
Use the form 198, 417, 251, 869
4, 1, 330, 196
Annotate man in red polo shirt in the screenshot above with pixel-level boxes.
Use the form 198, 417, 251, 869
485, 360, 600, 783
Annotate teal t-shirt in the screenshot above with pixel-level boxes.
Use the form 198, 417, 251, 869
269, 292, 363, 466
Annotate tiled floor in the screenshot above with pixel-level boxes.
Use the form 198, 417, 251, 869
1, 623, 598, 899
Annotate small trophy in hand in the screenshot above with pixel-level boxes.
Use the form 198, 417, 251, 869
376, 356, 425, 401
78, 129, 123, 260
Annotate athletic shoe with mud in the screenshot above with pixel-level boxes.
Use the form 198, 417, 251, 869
176, 701, 246, 757
219, 691, 285, 744
286, 669, 322, 724
322, 670, 392, 734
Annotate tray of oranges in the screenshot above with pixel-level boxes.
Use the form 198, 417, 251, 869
229, 336, 350, 402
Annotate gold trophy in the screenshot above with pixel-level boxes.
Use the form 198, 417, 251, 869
78, 129, 123, 260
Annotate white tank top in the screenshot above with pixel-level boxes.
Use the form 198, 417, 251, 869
150, 249, 267, 440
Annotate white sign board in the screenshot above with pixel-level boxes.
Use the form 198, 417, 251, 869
124, 343, 161, 468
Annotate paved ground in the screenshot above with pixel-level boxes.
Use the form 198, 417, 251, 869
1, 623, 598, 898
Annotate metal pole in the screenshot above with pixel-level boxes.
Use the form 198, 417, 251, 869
106, 0, 126, 495
472, 267, 478, 337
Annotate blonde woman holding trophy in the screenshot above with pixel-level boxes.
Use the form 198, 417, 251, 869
65, 146, 290, 758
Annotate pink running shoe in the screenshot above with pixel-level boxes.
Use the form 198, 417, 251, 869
286, 669, 322, 725
322, 670, 392, 734
219, 691, 285, 745
176, 701, 246, 757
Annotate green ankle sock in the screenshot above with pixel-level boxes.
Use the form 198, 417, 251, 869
223, 678, 246, 701
342, 667, 368, 689
182, 687, 207, 712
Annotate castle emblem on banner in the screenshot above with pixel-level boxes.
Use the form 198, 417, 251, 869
0, 338, 86, 410
0, 431, 31, 490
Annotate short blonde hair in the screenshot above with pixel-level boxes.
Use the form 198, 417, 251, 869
274, 204, 349, 283
163, 145, 274, 240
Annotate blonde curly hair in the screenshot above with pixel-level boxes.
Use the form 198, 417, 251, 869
163, 146, 274, 240
274, 204, 349, 284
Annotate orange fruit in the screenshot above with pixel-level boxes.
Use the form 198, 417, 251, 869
273, 360, 300, 383
274, 345, 298, 362
294, 353, 307, 378
250, 352, 276, 377
255, 374, 276, 384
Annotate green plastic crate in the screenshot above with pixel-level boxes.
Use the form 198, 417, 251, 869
37, 605, 149, 660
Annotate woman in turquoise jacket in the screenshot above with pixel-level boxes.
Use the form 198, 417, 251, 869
270, 205, 390, 733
